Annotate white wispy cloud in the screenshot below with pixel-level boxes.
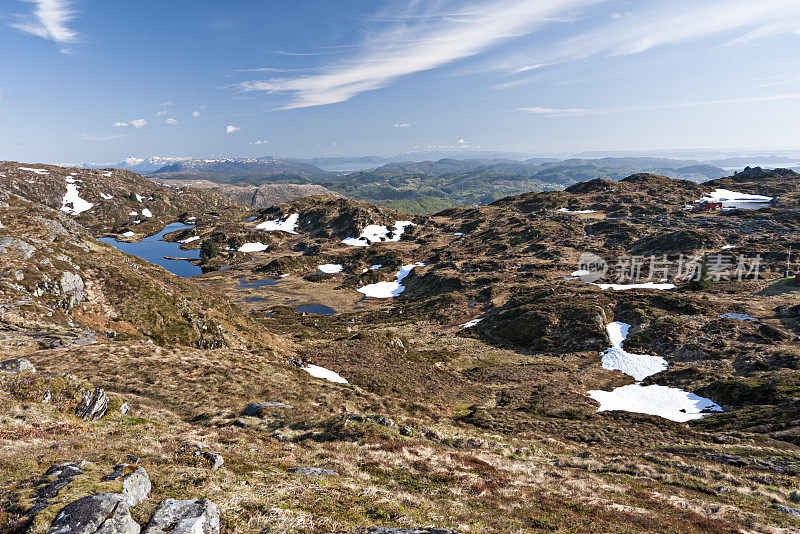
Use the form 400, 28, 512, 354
79, 133, 125, 141
9, 0, 78, 43
159, 100, 174, 107
225, 125, 241, 133
156, 110, 168, 117
249, 139, 268, 145
192, 111, 201, 118
239, 0, 599, 109
164, 118, 178, 125
505, 0, 800, 74
519, 92, 800, 116
394, 122, 410, 128
114, 119, 147, 128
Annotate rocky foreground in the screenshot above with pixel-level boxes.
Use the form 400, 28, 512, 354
2, 163, 800, 532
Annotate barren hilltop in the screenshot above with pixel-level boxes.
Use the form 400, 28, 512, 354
2, 162, 800, 533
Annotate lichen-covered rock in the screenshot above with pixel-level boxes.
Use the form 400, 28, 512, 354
27, 463, 84, 518
101, 464, 151, 507
142, 499, 219, 534
59, 271, 87, 310
201, 452, 224, 471
0, 236, 36, 258
75, 388, 109, 421
773, 504, 800, 519
0, 358, 35, 373
47, 493, 140, 534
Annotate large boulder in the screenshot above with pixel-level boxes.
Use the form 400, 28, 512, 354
0, 358, 35, 373
47, 493, 140, 534
75, 388, 109, 421
142, 499, 219, 534
59, 272, 87, 310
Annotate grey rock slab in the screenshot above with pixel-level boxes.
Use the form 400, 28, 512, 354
142, 499, 219, 534
773, 504, 800, 519
47, 493, 140, 534
0, 358, 35, 373
287, 467, 338, 476
200, 452, 224, 471
101, 465, 151, 507
75, 388, 109, 421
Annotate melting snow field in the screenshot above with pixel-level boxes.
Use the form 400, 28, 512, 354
357, 262, 424, 298
601, 322, 667, 381
141, 208, 153, 218
343, 221, 415, 247
180, 236, 200, 243
238, 242, 268, 252
460, 318, 483, 328
588, 385, 722, 423
720, 313, 757, 321
60, 182, 94, 216
318, 263, 343, 274
587, 321, 722, 422
303, 364, 348, 384
19, 167, 49, 175
255, 213, 299, 234
697, 189, 773, 210
594, 282, 676, 291
557, 208, 597, 214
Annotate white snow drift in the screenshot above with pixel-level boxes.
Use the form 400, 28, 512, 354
343, 221, 414, 247
238, 242, 268, 252
303, 364, 348, 384
697, 189, 773, 210
587, 321, 722, 422
557, 207, 597, 214
318, 263, 343, 274
594, 282, 676, 291
60, 181, 94, 216
255, 213, 299, 234
357, 262, 424, 298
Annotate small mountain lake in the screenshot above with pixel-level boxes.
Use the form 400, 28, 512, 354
297, 304, 337, 315
99, 223, 202, 278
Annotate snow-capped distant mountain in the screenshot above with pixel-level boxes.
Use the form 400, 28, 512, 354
116, 156, 191, 173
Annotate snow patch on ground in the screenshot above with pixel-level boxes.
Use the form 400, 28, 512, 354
303, 364, 348, 384
141, 208, 153, 218
318, 263, 343, 274
719, 313, 757, 321
697, 188, 773, 209
343, 221, 415, 247
594, 282, 676, 291
558, 208, 597, 214
601, 322, 668, 381
255, 213, 299, 234
238, 242, 268, 252
587, 321, 722, 422
180, 236, 201, 243
122, 231, 135, 237
588, 384, 722, 423
460, 318, 483, 328
357, 262, 424, 298
19, 167, 49, 175
135, 194, 144, 202
60, 182, 94, 215
99, 192, 113, 200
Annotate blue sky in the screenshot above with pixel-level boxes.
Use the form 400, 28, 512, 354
1, 0, 799, 163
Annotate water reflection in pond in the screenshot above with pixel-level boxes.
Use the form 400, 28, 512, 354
237, 277, 279, 289
99, 223, 201, 278
297, 304, 337, 316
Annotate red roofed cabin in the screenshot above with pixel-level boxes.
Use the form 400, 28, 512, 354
692, 201, 723, 212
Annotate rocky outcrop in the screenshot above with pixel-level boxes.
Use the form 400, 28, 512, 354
47, 493, 140, 534
0, 236, 36, 258
75, 388, 109, 421
178, 442, 224, 470
773, 504, 800, 519
59, 272, 87, 310
0, 358, 35, 373
101, 464, 152, 507
242, 401, 294, 416
142, 499, 220, 534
